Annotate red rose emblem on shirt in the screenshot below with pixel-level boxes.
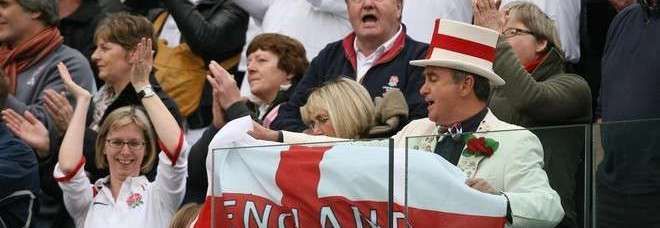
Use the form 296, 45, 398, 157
463, 134, 499, 157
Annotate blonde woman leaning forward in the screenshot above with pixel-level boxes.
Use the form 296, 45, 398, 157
244, 77, 409, 143
53, 39, 189, 228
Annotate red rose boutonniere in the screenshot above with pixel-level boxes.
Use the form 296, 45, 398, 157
462, 134, 499, 157
126, 192, 144, 208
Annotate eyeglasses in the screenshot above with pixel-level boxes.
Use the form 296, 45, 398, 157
347, 0, 386, 4
502, 28, 535, 39
106, 139, 146, 151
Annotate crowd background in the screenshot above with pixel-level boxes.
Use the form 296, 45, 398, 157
0, 0, 658, 227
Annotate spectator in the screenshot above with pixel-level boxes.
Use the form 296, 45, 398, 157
475, 1, 592, 126
501, 0, 582, 64
474, 1, 592, 227
53, 38, 189, 228
3, 13, 183, 228
235, 0, 352, 102
249, 77, 380, 142
402, 0, 473, 42
0, 0, 96, 136
0, 72, 39, 228
5, 12, 182, 181
597, 1, 660, 227
169, 203, 201, 228
270, 0, 428, 134
392, 19, 564, 227
0, 1, 95, 227
183, 33, 308, 204
58, 0, 106, 86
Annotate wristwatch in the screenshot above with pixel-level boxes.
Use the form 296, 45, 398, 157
137, 85, 155, 100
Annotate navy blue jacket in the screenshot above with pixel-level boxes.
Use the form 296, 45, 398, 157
270, 28, 429, 133
597, 4, 660, 194
0, 124, 39, 227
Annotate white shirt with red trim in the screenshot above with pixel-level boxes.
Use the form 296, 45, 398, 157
353, 25, 403, 83
53, 140, 189, 228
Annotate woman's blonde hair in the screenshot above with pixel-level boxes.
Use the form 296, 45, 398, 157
169, 203, 202, 228
300, 77, 375, 139
503, 1, 562, 53
95, 106, 156, 174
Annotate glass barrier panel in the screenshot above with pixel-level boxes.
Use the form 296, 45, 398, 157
592, 118, 660, 228
204, 137, 396, 227
404, 124, 590, 228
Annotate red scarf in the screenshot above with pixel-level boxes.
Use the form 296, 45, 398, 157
0, 26, 64, 94
523, 53, 545, 73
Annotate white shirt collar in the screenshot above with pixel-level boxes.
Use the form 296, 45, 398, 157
353, 25, 403, 82
353, 24, 403, 59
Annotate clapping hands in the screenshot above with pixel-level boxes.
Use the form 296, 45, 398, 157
129, 38, 153, 89
206, 60, 242, 110
57, 63, 91, 101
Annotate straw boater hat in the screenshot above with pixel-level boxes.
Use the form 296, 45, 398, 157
410, 19, 505, 86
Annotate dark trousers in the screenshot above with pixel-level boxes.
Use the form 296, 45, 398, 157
596, 184, 660, 228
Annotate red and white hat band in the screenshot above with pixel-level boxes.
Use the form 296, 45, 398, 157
425, 19, 498, 68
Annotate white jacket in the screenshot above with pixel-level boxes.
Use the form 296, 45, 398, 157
393, 110, 564, 228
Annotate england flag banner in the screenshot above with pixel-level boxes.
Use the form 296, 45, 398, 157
193, 116, 508, 228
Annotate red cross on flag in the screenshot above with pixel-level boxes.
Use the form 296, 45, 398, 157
193, 117, 508, 228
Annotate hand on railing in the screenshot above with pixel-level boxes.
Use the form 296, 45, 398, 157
248, 121, 280, 142
466, 178, 498, 195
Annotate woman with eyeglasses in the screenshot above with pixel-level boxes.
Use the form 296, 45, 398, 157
473, 1, 592, 228
474, 0, 591, 127
52, 37, 189, 227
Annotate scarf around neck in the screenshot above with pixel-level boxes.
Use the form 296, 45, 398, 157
0, 26, 64, 94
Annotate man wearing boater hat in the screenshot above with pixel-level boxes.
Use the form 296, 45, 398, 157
393, 19, 564, 227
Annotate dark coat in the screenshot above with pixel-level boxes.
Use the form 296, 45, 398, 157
148, 0, 249, 128
0, 125, 39, 228
183, 88, 294, 204
490, 39, 592, 127
490, 38, 592, 228
270, 27, 429, 134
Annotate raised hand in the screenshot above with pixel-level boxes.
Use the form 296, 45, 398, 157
473, 0, 505, 33
207, 60, 242, 110
58, 62, 91, 100
129, 38, 153, 89
2, 109, 50, 158
43, 89, 73, 134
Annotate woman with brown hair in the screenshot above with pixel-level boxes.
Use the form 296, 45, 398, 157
184, 33, 308, 203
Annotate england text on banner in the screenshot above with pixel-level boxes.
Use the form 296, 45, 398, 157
194, 116, 508, 228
